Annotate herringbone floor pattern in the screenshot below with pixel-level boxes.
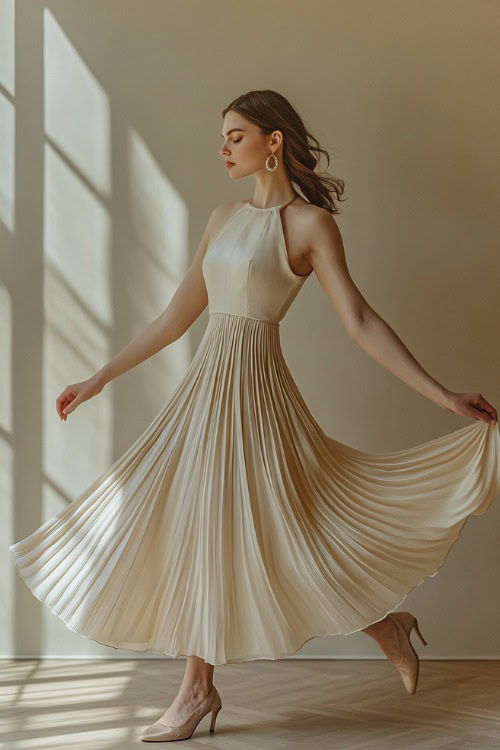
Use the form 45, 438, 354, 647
2, 658, 499, 748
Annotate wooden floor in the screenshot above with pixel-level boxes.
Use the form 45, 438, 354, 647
2, 658, 500, 748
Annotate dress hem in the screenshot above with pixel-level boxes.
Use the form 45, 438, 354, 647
9, 507, 474, 666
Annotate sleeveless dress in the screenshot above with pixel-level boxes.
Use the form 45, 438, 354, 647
9, 195, 500, 665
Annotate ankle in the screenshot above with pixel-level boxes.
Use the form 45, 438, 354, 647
179, 680, 213, 699
362, 616, 392, 638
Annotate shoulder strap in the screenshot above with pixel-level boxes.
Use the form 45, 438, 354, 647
280, 193, 299, 210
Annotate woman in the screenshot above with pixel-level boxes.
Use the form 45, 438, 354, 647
10, 89, 499, 743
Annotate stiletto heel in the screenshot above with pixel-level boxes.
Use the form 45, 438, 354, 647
140, 685, 222, 742
386, 611, 428, 695
210, 704, 222, 733
413, 618, 428, 646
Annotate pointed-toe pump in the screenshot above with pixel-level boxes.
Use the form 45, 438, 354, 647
139, 685, 222, 742
386, 611, 428, 695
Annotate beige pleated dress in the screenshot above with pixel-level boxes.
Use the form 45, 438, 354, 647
10, 195, 500, 665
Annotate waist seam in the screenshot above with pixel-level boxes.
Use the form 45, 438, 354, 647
208, 312, 280, 326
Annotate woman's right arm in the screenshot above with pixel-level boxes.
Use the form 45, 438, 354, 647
56, 205, 223, 419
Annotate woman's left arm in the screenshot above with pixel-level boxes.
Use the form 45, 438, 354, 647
307, 209, 497, 425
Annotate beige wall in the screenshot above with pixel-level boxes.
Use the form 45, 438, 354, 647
2, 0, 499, 660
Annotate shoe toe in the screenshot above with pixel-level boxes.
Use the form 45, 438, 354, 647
140, 720, 174, 741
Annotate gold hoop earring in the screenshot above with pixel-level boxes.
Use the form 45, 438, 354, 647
265, 153, 278, 171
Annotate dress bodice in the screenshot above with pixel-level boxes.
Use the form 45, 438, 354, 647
202, 198, 312, 324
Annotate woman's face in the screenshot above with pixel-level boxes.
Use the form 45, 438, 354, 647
220, 112, 281, 179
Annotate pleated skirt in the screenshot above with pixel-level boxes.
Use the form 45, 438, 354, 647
9, 312, 500, 664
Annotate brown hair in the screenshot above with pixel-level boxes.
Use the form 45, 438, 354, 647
222, 89, 346, 214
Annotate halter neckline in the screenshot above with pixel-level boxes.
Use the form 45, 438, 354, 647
245, 193, 299, 211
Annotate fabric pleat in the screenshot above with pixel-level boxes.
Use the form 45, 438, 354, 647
10, 201, 500, 664
10, 312, 500, 664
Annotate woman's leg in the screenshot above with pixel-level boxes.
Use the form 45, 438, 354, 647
361, 617, 402, 663
158, 655, 215, 726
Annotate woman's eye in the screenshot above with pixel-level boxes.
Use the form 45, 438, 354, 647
233, 138, 242, 143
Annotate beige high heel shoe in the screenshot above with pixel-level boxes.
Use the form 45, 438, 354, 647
139, 685, 222, 742
386, 611, 428, 695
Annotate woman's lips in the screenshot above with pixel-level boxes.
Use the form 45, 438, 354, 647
225, 161, 234, 169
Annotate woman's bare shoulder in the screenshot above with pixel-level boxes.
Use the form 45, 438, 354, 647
295, 201, 341, 245
283, 199, 334, 250
293, 199, 335, 221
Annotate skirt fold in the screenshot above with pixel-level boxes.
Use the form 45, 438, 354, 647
10, 312, 500, 664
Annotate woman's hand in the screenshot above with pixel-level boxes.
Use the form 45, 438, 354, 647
442, 391, 497, 425
56, 375, 105, 421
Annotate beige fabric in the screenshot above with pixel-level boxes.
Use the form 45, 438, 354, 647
9, 201, 500, 665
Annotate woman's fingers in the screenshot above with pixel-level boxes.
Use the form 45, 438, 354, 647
56, 378, 101, 420
63, 397, 79, 415
447, 392, 497, 424
56, 387, 76, 420
476, 393, 497, 423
